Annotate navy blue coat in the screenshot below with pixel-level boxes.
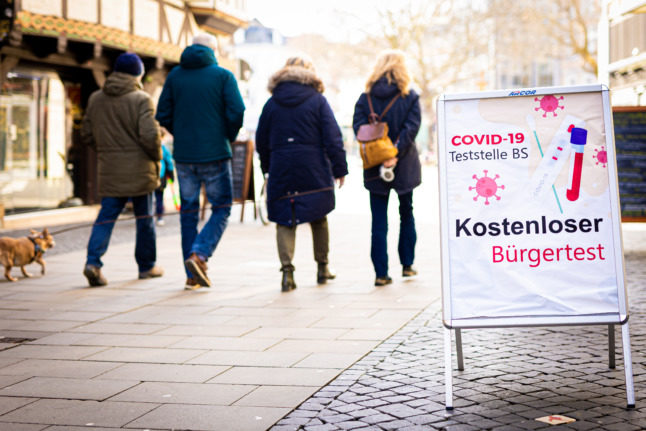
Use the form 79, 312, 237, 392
256, 81, 348, 227
352, 78, 421, 195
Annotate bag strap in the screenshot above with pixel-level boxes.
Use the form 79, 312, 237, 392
367, 93, 401, 123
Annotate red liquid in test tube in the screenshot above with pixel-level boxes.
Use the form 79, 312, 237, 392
566, 126, 587, 202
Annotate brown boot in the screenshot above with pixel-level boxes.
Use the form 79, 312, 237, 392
83, 264, 107, 287
317, 263, 336, 284
185, 254, 210, 287
184, 277, 201, 291
139, 265, 164, 279
281, 266, 296, 292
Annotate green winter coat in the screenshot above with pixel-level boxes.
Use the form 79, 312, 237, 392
81, 72, 161, 197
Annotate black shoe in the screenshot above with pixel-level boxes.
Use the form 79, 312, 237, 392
375, 276, 393, 286
281, 268, 296, 292
317, 263, 336, 284
402, 265, 418, 277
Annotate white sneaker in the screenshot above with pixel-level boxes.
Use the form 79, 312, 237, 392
156, 218, 165, 226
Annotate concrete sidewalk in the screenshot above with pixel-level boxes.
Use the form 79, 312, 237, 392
0, 162, 442, 430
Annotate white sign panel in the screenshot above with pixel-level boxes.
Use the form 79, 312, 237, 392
438, 85, 628, 328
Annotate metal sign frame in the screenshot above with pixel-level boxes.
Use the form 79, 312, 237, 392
436, 84, 634, 409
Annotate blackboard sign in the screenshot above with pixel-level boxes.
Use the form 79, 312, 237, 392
200, 140, 255, 222
613, 107, 646, 221
231, 140, 254, 202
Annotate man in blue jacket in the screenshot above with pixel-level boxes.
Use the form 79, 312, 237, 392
156, 33, 245, 290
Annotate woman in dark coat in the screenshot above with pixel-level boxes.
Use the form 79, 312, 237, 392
256, 57, 348, 292
352, 50, 422, 286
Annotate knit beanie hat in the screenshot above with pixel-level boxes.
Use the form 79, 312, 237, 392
114, 53, 144, 76
192, 33, 217, 51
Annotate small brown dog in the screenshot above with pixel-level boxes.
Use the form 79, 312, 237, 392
0, 228, 55, 281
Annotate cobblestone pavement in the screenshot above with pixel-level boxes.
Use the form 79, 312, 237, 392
272, 250, 646, 430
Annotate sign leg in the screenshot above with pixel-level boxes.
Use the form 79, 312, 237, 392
621, 323, 635, 408
444, 328, 454, 410
608, 324, 615, 369
455, 328, 464, 371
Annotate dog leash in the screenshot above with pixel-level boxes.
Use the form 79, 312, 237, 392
48, 185, 341, 236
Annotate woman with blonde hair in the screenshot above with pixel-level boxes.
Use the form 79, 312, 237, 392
352, 49, 422, 286
256, 56, 348, 292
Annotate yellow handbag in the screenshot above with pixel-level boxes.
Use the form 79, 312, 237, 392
357, 93, 400, 169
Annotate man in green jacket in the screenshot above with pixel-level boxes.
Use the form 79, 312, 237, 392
81, 53, 163, 287
156, 33, 245, 290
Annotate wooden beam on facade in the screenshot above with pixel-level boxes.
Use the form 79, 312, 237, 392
9, 29, 21, 47
159, 0, 173, 44
57, 34, 67, 54
94, 41, 102, 59
0, 55, 19, 87
1, 45, 110, 71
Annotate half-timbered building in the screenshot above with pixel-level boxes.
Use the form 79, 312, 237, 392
0, 0, 247, 214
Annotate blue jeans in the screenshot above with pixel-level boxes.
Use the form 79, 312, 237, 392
154, 188, 164, 218
176, 160, 232, 278
369, 191, 416, 278
86, 194, 156, 272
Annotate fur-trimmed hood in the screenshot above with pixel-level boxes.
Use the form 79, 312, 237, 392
268, 66, 324, 94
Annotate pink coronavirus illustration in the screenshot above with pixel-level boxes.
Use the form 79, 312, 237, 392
534, 95, 564, 117
469, 170, 504, 205
593, 146, 608, 168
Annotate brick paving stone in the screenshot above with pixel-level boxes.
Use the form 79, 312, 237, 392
444, 424, 481, 431
360, 414, 397, 425
319, 414, 354, 424
603, 424, 642, 431
331, 404, 363, 414
381, 395, 413, 403
356, 399, 388, 408
375, 403, 422, 419
335, 421, 368, 430
379, 419, 414, 430
426, 419, 460, 428
348, 408, 380, 419
568, 421, 608, 431
406, 413, 443, 425
291, 410, 322, 418
278, 417, 312, 426
304, 424, 338, 431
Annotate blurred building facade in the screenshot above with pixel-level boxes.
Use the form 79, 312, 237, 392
0, 0, 247, 215
233, 19, 291, 136
599, 0, 646, 105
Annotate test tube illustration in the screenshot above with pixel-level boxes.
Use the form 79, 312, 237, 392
528, 114, 583, 200
526, 115, 563, 213
565, 126, 587, 201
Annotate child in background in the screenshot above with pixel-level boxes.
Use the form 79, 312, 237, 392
155, 132, 175, 226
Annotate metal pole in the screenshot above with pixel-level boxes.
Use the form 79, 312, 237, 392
608, 324, 615, 369
456, 328, 464, 371
621, 323, 635, 408
444, 328, 454, 410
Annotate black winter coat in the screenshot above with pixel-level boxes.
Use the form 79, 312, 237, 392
256, 76, 348, 227
352, 78, 422, 195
